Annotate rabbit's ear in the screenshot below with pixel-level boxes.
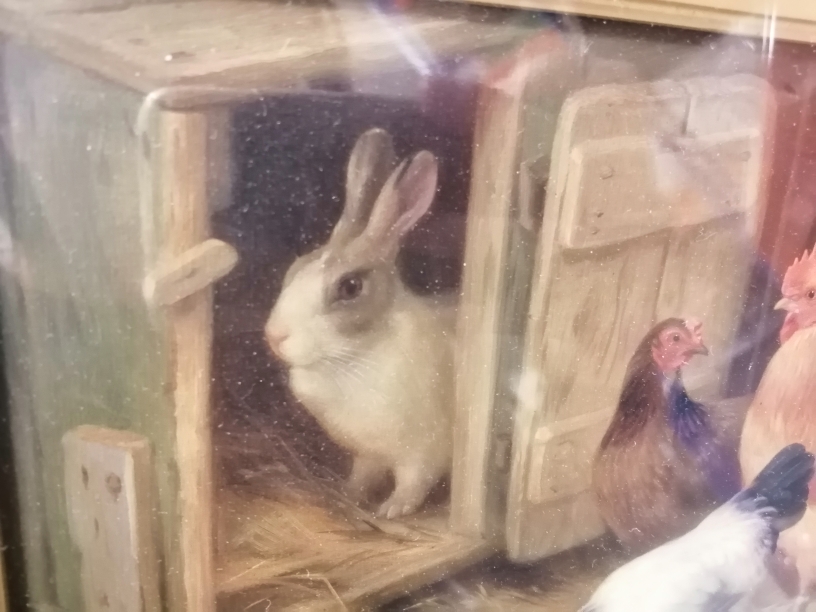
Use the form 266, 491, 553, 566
362, 150, 438, 253
331, 128, 396, 246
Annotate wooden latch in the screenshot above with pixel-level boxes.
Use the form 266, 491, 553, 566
143, 238, 238, 307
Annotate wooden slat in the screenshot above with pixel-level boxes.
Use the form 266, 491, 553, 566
683, 73, 776, 237
62, 426, 161, 612
157, 110, 216, 612
560, 129, 760, 249
686, 0, 816, 22
206, 109, 233, 214
451, 59, 526, 541
452, 31, 585, 541
656, 217, 751, 390
446, 0, 816, 45
0, 0, 536, 109
656, 74, 775, 395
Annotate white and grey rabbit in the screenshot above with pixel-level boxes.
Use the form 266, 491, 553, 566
265, 128, 456, 519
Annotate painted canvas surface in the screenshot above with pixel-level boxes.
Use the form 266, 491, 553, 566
0, 1, 815, 611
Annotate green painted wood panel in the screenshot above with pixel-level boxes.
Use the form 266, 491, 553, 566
0, 41, 181, 611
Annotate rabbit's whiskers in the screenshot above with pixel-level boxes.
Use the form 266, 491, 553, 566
325, 352, 389, 404
331, 346, 381, 370
323, 361, 354, 400
327, 356, 368, 389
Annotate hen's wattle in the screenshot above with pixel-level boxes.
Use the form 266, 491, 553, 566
780, 312, 799, 345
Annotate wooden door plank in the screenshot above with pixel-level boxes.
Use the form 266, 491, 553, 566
560, 130, 759, 249
453, 31, 585, 541
508, 238, 667, 560
506, 76, 690, 561
62, 426, 160, 612
155, 109, 217, 612
657, 74, 774, 393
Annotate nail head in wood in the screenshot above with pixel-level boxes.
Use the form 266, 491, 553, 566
105, 473, 122, 500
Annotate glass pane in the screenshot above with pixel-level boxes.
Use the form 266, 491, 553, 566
0, 1, 812, 611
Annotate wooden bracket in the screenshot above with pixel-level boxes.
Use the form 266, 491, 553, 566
527, 409, 611, 504
63, 426, 161, 612
143, 238, 238, 307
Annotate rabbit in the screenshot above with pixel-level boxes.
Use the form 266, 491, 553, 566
264, 128, 457, 520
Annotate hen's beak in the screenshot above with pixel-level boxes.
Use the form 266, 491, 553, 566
775, 297, 796, 312
694, 343, 710, 356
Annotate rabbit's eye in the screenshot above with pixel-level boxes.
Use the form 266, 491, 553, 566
335, 273, 364, 302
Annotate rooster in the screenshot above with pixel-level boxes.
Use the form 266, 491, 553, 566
593, 318, 744, 553
740, 247, 816, 598
778, 250, 816, 345
583, 444, 815, 612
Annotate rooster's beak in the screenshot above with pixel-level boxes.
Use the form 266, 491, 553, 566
775, 298, 797, 312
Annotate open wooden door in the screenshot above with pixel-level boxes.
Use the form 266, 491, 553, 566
453, 30, 587, 543
505, 74, 775, 561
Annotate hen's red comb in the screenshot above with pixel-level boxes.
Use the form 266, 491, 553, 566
783, 248, 816, 294
684, 317, 704, 343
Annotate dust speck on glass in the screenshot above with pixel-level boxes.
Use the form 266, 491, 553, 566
0, 1, 813, 611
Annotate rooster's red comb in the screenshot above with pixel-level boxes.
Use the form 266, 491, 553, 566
782, 247, 816, 295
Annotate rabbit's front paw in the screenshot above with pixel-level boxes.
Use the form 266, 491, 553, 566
345, 455, 387, 504
375, 463, 437, 519
377, 497, 421, 520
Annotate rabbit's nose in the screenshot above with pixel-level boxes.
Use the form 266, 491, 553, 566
266, 326, 289, 357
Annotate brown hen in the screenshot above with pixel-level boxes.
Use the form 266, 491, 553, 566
593, 318, 745, 554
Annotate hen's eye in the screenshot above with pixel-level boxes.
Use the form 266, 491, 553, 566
672, 333, 681, 343
808, 289, 816, 300
335, 273, 364, 302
